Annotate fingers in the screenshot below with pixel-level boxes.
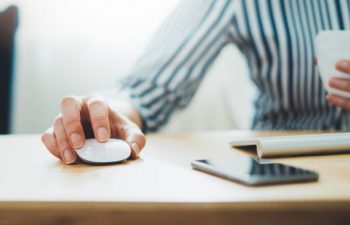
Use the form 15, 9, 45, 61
127, 132, 146, 159
116, 118, 146, 159
60, 96, 85, 149
43, 94, 146, 163
327, 94, 350, 111
86, 96, 146, 158
86, 96, 111, 142
336, 60, 350, 73
41, 127, 61, 159
53, 116, 77, 164
329, 77, 350, 92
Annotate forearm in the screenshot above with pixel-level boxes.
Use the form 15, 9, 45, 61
114, 1, 234, 131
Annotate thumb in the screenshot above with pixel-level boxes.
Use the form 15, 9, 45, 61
120, 124, 146, 159
126, 133, 146, 159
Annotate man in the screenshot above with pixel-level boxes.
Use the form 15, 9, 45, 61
41, 0, 350, 164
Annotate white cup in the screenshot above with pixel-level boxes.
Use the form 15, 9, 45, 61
316, 31, 350, 98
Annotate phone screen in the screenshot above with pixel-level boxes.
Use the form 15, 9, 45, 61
191, 154, 318, 186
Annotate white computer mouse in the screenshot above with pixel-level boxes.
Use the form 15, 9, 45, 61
75, 139, 131, 164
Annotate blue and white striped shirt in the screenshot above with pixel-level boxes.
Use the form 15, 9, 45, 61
120, 0, 350, 132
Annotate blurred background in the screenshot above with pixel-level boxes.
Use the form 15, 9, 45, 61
0, 0, 255, 134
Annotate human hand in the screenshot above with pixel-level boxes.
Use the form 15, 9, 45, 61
327, 60, 350, 110
41, 95, 146, 164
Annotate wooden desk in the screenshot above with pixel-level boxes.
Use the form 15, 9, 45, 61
0, 131, 349, 225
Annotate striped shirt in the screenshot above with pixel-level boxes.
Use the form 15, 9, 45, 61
119, 0, 350, 132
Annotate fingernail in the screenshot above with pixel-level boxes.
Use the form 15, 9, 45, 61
70, 133, 83, 148
97, 127, 109, 141
337, 60, 348, 69
327, 95, 332, 101
63, 149, 76, 164
329, 77, 341, 86
132, 143, 140, 156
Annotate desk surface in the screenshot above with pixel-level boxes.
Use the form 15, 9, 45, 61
1, 131, 350, 225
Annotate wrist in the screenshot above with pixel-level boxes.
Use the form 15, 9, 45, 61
107, 97, 144, 129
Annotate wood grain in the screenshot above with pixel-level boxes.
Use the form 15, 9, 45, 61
1, 201, 350, 225
0, 131, 350, 225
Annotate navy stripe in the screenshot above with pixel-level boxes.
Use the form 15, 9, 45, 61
296, 0, 315, 128
231, 15, 249, 50
304, 0, 321, 128
140, 94, 164, 108
323, 0, 335, 115
164, 0, 232, 87
130, 2, 199, 79
317, 0, 326, 29
252, 0, 274, 124
267, 0, 282, 113
313, 1, 330, 122
288, 1, 303, 122
131, 79, 145, 89
297, 1, 310, 113
335, 0, 345, 29
280, 0, 295, 113
119, 0, 350, 132
324, 0, 333, 29
151, 0, 217, 83
303, 0, 317, 114
138, 85, 159, 97
198, 40, 228, 80
241, 0, 264, 93
348, 0, 350, 21
178, 22, 231, 88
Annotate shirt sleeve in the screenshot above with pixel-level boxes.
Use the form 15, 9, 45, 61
118, 0, 236, 132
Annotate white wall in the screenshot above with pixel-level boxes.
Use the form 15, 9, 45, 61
0, 0, 255, 133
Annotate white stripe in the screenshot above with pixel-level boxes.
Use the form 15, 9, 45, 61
272, 0, 289, 111
305, 0, 321, 127
291, 0, 307, 110
283, 1, 302, 132
320, 0, 331, 29
235, 1, 259, 86
297, 1, 313, 115
284, 1, 300, 112
187, 32, 227, 85
139, 97, 167, 118
133, 1, 210, 80
166, 1, 235, 90
340, 0, 350, 29
123, 0, 350, 131
137, 88, 166, 106
259, 0, 280, 112
300, 1, 323, 129
155, 1, 227, 85
328, 0, 340, 29
312, 0, 328, 112
131, 80, 152, 96
246, 0, 269, 94
321, 1, 333, 116
319, 0, 334, 113
227, 18, 241, 43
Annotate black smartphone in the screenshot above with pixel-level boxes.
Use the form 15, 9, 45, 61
191, 154, 318, 186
